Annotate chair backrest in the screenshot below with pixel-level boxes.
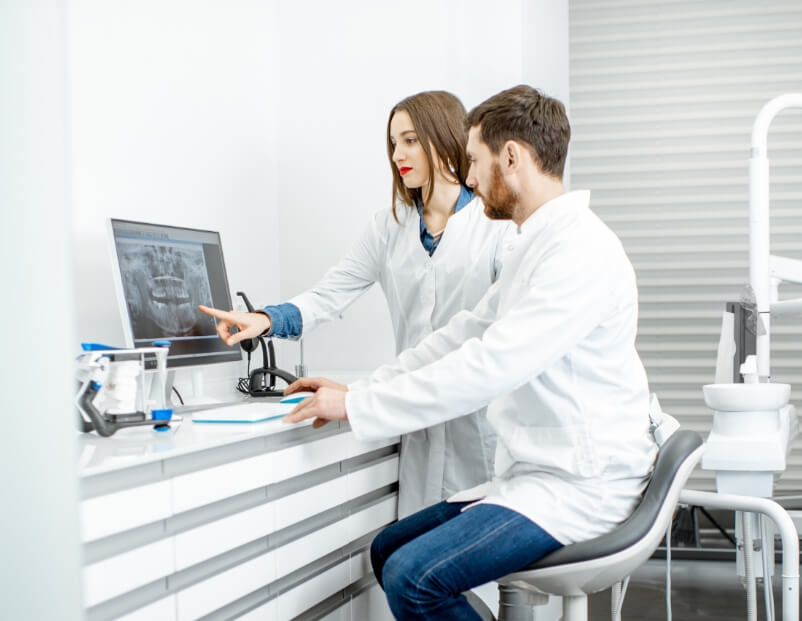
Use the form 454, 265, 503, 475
524, 430, 704, 571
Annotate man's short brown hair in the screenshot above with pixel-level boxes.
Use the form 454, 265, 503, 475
466, 85, 570, 179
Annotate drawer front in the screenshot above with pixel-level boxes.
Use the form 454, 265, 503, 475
349, 549, 371, 584
347, 496, 397, 542
115, 595, 176, 621
271, 434, 397, 482
174, 501, 275, 570
84, 538, 174, 607
274, 518, 348, 580
348, 456, 399, 498
236, 598, 276, 620
175, 550, 276, 621
171, 453, 274, 513
81, 480, 172, 542
272, 475, 348, 531
274, 560, 349, 620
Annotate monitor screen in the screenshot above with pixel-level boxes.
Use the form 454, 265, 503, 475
108, 218, 242, 368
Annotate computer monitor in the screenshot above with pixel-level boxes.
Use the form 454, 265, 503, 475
108, 218, 242, 373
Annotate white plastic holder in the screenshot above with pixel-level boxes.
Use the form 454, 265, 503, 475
701, 382, 796, 497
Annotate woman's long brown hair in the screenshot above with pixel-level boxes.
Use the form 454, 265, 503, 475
387, 91, 469, 222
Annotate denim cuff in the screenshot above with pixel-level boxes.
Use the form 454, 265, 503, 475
262, 303, 303, 338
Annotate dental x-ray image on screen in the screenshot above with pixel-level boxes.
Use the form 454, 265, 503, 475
117, 241, 216, 339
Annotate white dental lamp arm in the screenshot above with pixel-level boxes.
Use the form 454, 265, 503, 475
749, 94, 802, 380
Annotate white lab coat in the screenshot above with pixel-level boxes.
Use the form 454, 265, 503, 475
288, 198, 512, 517
345, 190, 658, 544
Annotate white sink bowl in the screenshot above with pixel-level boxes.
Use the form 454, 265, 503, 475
703, 383, 791, 412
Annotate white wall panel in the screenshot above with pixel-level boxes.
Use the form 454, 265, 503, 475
570, 0, 802, 492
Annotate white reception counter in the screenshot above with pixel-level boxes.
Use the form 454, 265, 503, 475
77, 411, 399, 620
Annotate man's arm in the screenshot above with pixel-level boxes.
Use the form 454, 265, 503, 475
349, 280, 503, 391
344, 245, 617, 439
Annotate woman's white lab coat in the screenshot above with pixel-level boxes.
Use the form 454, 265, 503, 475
288, 198, 512, 517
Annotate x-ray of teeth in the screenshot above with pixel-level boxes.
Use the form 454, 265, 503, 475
117, 242, 217, 339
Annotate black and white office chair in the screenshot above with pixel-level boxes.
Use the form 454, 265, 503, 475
493, 429, 704, 621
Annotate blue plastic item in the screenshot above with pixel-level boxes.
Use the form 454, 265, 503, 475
81, 343, 122, 351
151, 408, 173, 421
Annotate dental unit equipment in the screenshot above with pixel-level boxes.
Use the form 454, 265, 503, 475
691, 94, 802, 621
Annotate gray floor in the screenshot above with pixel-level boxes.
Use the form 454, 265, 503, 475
588, 558, 786, 621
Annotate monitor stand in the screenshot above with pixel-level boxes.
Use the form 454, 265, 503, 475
165, 369, 226, 409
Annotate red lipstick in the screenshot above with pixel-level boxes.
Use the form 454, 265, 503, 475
399, 167, 412, 176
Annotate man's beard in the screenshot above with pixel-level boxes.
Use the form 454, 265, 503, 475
479, 163, 519, 220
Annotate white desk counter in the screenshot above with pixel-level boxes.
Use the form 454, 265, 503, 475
78, 411, 398, 621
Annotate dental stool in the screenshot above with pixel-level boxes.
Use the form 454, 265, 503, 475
494, 429, 704, 621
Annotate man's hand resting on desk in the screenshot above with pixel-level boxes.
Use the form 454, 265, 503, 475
198, 305, 271, 346
283, 379, 348, 429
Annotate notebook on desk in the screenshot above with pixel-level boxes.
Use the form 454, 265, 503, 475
191, 402, 293, 424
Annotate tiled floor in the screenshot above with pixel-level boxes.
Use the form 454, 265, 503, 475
588, 558, 786, 621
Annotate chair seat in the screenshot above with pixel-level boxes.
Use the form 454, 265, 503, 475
498, 430, 704, 597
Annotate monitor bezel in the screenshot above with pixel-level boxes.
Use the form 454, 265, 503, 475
107, 217, 243, 369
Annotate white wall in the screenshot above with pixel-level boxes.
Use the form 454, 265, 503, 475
273, 0, 568, 375
522, 0, 571, 184
1, 1, 84, 618
67, 0, 569, 390
68, 0, 280, 395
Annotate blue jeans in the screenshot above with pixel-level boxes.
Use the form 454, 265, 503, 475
371, 500, 563, 620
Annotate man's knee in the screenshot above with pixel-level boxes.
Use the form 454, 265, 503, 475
382, 549, 419, 609
371, 526, 404, 588
382, 548, 443, 610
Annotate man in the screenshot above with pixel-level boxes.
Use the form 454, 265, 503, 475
208, 85, 657, 620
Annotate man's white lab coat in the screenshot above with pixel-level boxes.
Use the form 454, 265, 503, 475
288, 198, 512, 517
345, 190, 657, 544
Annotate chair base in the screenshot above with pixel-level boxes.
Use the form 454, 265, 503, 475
562, 594, 588, 621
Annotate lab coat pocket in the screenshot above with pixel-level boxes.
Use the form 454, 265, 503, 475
507, 423, 596, 478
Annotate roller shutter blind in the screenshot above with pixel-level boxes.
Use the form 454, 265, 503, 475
569, 0, 802, 492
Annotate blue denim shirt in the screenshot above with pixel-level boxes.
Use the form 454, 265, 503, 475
264, 185, 475, 338
417, 185, 474, 256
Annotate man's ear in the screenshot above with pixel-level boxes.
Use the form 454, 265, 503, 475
501, 140, 523, 173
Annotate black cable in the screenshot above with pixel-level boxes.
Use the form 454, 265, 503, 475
267, 339, 277, 388
698, 506, 737, 546
258, 336, 269, 369
171, 385, 184, 406
236, 350, 253, 395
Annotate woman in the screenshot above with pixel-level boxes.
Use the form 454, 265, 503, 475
201, 90, 512, 518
